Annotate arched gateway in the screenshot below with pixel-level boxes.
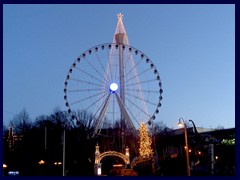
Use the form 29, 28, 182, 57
94, 144, 130, 175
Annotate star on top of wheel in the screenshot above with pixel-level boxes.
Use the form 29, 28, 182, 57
117, 13, 123, 20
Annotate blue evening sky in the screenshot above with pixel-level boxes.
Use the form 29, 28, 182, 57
3, 4, 235, 129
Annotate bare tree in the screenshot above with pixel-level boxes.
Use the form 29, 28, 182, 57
3, 125, 8, 137
9, 108, 32, 135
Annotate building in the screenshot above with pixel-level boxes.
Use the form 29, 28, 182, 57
156, 126, 235, 176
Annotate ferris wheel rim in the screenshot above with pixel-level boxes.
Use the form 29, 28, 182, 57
64, 42, 163, 132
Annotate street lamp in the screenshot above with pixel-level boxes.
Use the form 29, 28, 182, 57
3, 164, 7, 168
178, 117, 191, 176
3, 164, 7, 176
38, 160, 45, 165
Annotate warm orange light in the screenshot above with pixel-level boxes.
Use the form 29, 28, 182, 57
54, 161, 62, 165
198, 151, 201, 155
215, 156, 219, 160
38, 160, 45, 165
178, 120, 184, 127
113, 164, 123, 167
3, 164, 7, 168
189, 149, 192, 153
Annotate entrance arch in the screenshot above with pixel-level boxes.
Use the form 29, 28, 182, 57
94, 144, 130, 175
97, 151, 130, 164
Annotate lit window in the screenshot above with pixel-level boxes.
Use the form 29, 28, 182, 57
97, 167, 101, 175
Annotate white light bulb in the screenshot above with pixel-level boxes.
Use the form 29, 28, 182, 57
110, 83, 118, 92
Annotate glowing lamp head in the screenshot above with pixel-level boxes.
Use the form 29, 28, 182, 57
110, 83, 118, 92
177, 119, 184, 127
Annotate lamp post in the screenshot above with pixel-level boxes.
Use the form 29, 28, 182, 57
178, 118, 190, 176
3, 164, 7, 176
63, 126, 66, 176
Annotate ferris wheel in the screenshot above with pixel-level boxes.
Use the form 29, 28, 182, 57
64, 14, 163, 139
64, 42, 163, 137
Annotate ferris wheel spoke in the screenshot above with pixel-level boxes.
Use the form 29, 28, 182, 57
124, 95, 151, 118
105, 46, 113, 82
115, 93, 138, 137
85, 91, 110, 111
126, 78, 158, 87
94, 51, 112, 84
125, 67, 152, 84
112, 93, 116, 125
107, 47, 118, 82
122, 101, 141, 127
124, 56, 142, 79
90, 93, 110, 127
84, 56, 110, 85
75, 67, 104, 84
69, 77, 103, 87
125, 88, 159, 94
68, 88, 102, 93
125, 92, 158, 107
70, 92, 105, 106
123, 49, 133, 74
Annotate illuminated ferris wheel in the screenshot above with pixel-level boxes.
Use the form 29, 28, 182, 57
63, 14, 163, 138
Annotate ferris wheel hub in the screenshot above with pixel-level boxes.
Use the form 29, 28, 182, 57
110, 83, 118, 92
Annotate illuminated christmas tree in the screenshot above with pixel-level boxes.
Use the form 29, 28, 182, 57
139, 121, 153, 157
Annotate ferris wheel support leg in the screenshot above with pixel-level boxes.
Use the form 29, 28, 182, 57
119, 44, 125, 152
115, 93, 137, 138
92, 94, 112, 138
115, 32, 126, 152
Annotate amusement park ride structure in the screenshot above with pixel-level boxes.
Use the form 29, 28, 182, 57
64, 13, 163, 175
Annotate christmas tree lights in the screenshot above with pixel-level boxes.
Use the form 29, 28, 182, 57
139, 122, 153, 157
